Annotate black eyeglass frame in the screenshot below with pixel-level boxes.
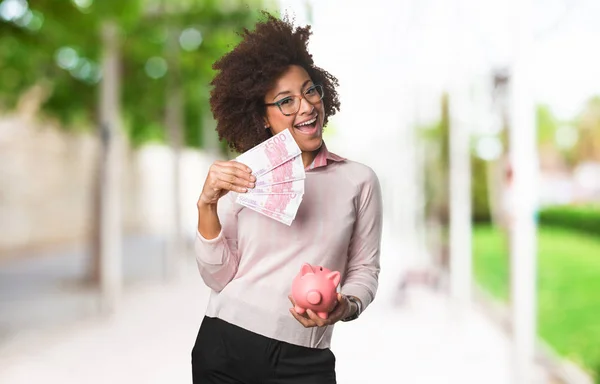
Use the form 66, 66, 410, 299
264, 84, 325, 116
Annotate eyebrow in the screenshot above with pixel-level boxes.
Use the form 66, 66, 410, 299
272, 79, 313, 101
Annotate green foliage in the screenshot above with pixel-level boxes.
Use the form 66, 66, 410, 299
0, 1, 96, 125
573, 96, 600, 163
120, 2, 265, 149
537, 104, 559, 145
538, 205, 600, 237
474, 224, 600, 379
472, 225, 509, 300
0, 0, 265, 149
419, 93, 450, 225
419, 93, 492, 224
536, 103, 584, 166
471, 154, 491, 222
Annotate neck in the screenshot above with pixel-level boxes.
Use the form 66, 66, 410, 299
301, 149, 319, 168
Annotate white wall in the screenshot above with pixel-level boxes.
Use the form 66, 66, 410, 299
0, 115, 219, 257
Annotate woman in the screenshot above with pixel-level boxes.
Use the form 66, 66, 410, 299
193, 13, 383, 384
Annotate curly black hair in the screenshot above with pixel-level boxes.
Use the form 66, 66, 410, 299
209, 12, 341, 154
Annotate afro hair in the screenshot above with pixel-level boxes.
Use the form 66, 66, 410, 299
209, 12, 341, 154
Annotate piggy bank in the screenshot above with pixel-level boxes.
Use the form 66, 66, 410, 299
291, 263, 341, 319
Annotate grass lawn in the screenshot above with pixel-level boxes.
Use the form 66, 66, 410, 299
473, 225, 600, 378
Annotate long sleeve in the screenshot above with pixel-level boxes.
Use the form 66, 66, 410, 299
194, 192, 241, 292
340, 168, 383, 313
192, 153, 383, 349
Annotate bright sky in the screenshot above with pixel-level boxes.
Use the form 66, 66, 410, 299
532, 0, 600, 119
279, 0, 600, 121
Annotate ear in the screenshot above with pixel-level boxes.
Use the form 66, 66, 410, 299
262, 116, 270, 130
326, 271, 341, 287
301, 263, 314, 276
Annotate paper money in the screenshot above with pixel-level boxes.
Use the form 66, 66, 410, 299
236, 192, 303, 220
233, 129, 306, 225
254, 154, 306, 188
248, 179, 304, 194
235, 129, 301, 177
237, 199, 294, 226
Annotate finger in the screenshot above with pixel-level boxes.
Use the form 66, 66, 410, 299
332, 293, 343, 309
213, 179, 248, 194
214, 165, 252, 183
220, 163, 256, 184
208, 162, 252, 188
306, 309, 327, 327
227, 160, 254, 178
217, 174, 252, 191
330, 298, 346, 315
213, 168, 254, 191
216, 169, 256, 190
327, 294, 348, 319
214, 159, 251, 174
288, 296, 311, 319
289, 308, 316, 328
328, 301, 347, 320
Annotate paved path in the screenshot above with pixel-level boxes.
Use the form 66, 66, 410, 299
0, 234, 167, 343
0, 231, 553, 383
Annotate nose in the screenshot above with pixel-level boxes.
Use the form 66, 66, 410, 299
298, 95, 314, 115
306, 290, 322, 305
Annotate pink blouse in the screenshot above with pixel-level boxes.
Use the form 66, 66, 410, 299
194, 143, 383, 349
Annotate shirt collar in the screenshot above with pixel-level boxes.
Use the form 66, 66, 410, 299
305, 141, 346, 171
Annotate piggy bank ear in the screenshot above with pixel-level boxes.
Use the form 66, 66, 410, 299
301, 263, 314, 276
326, 271, 341, 287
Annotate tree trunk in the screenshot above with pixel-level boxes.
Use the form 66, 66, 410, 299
508, 2, 538, 381
164, 25, 185, 280
89, 20, 123, 313
449, 83, 472, 304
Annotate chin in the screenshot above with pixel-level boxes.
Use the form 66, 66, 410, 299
291, 119, 324, 152
298, 137, 323, 153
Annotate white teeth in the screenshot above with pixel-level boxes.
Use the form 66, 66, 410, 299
296, 117, 317, 128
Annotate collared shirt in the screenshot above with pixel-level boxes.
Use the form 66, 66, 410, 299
194, 142, 383, 349
305, 142, 346, 170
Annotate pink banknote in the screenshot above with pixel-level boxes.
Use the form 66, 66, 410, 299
254, 154, 305, 188
233, 129, 306, 224
237, 199, 294, 226
235, 129, 301, 177
236, 192, 303, 220
248, 179, 304, 194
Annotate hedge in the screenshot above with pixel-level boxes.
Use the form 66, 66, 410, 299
537, 205, 600, 237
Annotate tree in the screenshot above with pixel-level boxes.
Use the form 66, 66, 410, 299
419, 93, 450, 270
1, 0, 143, 312
1, 0, 266, 145
0, 0, 266, 308
573, 97, 600, 163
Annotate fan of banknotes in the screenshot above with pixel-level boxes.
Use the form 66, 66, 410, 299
234, 129, 305, 226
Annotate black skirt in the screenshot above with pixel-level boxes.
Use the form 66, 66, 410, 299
191, 316, 337, 384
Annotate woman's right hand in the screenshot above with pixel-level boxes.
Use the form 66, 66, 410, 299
198, 160, 256, 207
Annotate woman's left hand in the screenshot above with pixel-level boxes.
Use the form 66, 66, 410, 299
288, 293, 353, 328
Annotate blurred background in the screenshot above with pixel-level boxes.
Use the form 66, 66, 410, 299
1, 0, 599, 383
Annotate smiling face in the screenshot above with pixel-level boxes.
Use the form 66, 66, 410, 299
263, 65, 325, 157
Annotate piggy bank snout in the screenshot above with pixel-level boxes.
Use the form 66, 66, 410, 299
306, 290, 322, 305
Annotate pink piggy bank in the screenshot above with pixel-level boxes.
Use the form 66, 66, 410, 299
291, 263, 341, 319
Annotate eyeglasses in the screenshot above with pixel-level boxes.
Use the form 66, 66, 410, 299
265, 84, 324, 116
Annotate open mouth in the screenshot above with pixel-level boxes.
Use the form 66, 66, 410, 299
294, 114, 319, 135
